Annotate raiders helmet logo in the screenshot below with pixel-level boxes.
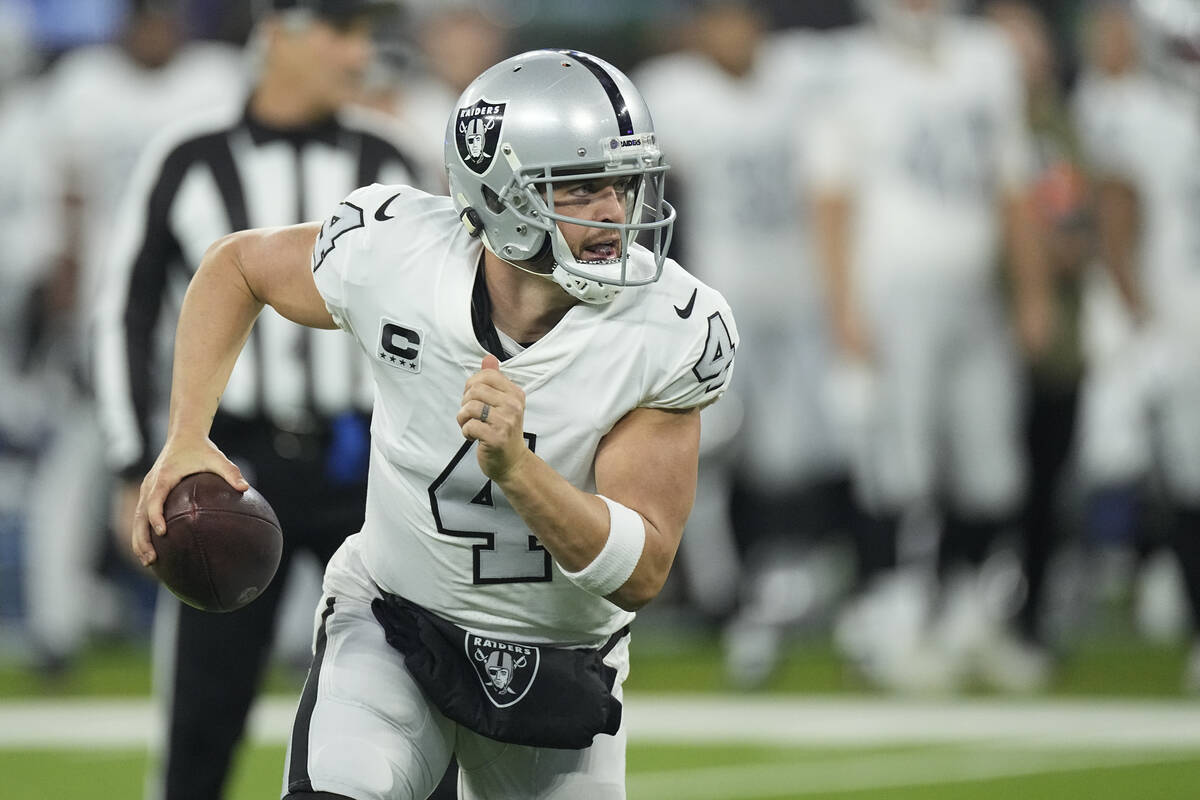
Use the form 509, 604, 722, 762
455, 99, 506, 175
465, 632, 539, 708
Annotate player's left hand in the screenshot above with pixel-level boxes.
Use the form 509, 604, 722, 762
458, 355, 530, 481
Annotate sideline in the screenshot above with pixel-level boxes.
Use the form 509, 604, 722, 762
1, 694, 1199, 750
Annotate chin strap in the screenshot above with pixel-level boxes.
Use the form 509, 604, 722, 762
550, 265, 622, 304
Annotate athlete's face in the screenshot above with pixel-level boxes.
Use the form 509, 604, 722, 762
550, 176, 633, 263
693, 3, 765, 78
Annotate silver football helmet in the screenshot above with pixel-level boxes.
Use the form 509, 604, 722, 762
1134, 0, 1200, 94
445, 49, 676, 304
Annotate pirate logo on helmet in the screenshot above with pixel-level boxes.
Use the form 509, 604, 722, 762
466, 633, 539, 708
454, 99, 507, 175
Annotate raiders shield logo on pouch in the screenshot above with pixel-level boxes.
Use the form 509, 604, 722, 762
466, 632, 539, 708
455, 99, 506, 175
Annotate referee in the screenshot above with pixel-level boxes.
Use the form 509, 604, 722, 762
92, 2, 446, 799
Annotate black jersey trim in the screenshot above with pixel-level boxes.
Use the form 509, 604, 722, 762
470, 257, 511, 362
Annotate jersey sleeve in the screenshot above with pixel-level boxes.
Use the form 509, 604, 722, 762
643, 288, 739, 411
310, 183, 389, 332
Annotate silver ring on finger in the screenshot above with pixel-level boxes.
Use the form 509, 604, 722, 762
479, 403, 490, 423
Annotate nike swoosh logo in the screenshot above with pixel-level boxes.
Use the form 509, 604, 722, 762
674, 288, 698, 319
374, 192, 401, 222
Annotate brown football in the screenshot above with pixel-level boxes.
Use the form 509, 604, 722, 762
150, 472, 283, 612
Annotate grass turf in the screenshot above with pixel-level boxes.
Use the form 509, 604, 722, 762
5, 743, 1200, 800
2, 632, 1195, 799
2, 632, 1191, 698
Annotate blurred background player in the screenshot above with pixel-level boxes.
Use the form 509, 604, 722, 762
981, 0, 1094, 690
1073, 0, 1200, 692
88, 1, 446, 798
810, 0, 1052, 692
635, 0, 851, 688
22, 0, 245, 675
0, 5, 55, 631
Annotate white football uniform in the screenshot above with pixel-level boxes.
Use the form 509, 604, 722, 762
1074, 73, 1200, 501
22, 42, 246, 659
42, 41, 246, 320
807, 21, 1032, 514
313, 183, 737, 644
635, 31, 843, 490
0, 81, 55, 440
290, 182, 736, 799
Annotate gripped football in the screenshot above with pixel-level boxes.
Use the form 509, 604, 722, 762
151, 472, 283, 613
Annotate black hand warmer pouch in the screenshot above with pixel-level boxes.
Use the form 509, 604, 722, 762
370, 591, 626, 750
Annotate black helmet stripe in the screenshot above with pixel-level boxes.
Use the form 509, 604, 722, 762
557, 50, 634, 136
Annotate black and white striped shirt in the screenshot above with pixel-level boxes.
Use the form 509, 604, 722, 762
94, 102, 418, 478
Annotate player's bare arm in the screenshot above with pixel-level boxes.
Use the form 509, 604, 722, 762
131, 222, 332, 566
814, 189, 870, 361
457, 358, 699, 611
1003, 190, 1055, 358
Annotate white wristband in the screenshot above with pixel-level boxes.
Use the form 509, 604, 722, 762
561, 495, 646, 597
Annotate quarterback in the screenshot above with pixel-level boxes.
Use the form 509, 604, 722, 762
129, 50, 737, 799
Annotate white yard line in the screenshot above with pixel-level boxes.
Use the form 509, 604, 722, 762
0, 694, 1198, 751
624, 695, 1200, 749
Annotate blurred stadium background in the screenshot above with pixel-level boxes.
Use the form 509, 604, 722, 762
2, 0, 1199, 798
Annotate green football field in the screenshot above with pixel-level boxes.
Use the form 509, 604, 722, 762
3, 634, 1199, 799
4, 741, 1200, 800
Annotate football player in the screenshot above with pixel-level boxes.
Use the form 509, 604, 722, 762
810, 0, 1051, 691
0, 14, 55, 599
981, 0, 1094, 692
634, 0, 849, 689
130, 49, 737, 798
1074, 0, 1200, 691
22, 0, 245, 672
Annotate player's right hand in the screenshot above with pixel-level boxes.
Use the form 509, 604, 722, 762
458, 355, 531, 482
132, 437, 248, 567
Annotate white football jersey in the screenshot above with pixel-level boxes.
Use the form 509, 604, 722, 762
41, 42, 246, 308
634, 30, 838, 315
0, 82, 55, 298
808, 21, 1033, 291
0, 82, 57, 440
1074, 73, 1200, 329
312, 184, 738, 645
